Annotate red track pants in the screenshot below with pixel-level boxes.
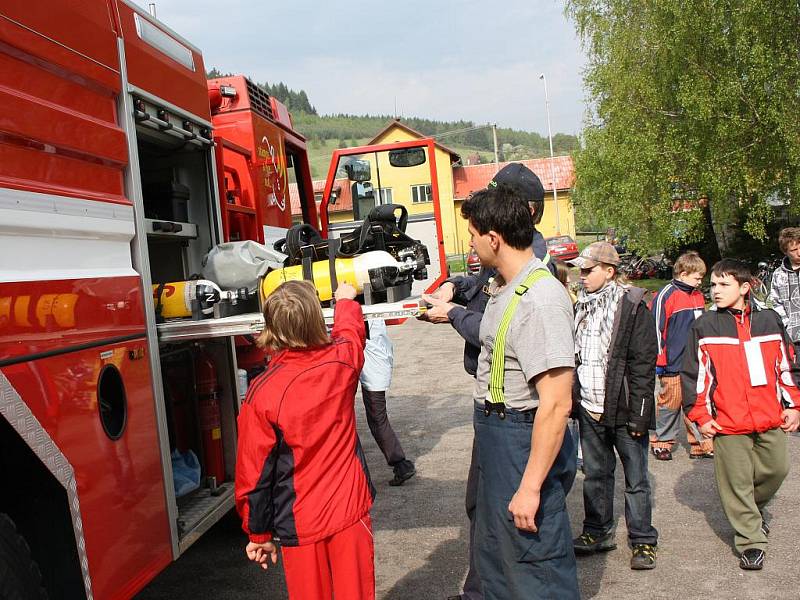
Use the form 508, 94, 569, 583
281, 513, 375, 600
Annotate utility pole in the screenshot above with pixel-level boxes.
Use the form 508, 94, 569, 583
492, 123, 499, 172
539, 73, 560, 235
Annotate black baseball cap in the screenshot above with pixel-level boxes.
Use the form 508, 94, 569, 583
490, 163, 545, 204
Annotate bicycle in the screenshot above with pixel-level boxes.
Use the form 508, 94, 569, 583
751, 255, 781, 305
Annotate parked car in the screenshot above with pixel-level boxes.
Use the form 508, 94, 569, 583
466, 248, 481, 274
545, 235, 579, 261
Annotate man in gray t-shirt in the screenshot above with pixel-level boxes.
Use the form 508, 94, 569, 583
461, 184, 578, 600
473, 256, 575, 412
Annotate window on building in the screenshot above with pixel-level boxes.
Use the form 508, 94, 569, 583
411, 184, 431, 204
378, 187, 393, 204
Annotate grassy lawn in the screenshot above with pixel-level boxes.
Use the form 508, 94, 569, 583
634, 278, 670, 293
576, 233, 605, 251
446, 254, 468, 275
306, 138, 371, 179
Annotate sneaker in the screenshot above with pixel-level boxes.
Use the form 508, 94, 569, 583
761, 519, 770, 538
573, 531, 617, 555
652, 448, 672, 461
739, 548, 765, 570
689, 451, 714, 459
389, 460, 416, 486
630, 544, 657, 570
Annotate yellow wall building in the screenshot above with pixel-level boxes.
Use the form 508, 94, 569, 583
366, 121, 461, 254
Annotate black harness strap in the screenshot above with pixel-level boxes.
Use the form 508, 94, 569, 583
328, 238, 341, 297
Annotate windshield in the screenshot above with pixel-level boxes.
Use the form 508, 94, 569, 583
326, 147, 432, 223
323, 144, 442, 296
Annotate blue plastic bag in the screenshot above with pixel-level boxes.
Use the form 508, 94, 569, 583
171, 448, 201, 497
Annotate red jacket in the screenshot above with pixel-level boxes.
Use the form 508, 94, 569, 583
234, 299, 375, 546
649, 279, 705, 374
681, 304, 800, 434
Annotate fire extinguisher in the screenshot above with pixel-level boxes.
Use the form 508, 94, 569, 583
195, 350, 226, 484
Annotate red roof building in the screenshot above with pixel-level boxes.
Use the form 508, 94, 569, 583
289, 178, 353, 218
452, 156, 575, 200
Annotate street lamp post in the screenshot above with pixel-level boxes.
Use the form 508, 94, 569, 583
539, 73, 560, 235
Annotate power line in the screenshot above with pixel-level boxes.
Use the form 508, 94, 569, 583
433, 124, 494, 139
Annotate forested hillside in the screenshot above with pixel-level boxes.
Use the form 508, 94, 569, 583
207, 70, 579, 176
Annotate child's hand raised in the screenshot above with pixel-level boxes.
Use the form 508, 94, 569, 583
334, 283, 357, 302
246, 541, 278, 570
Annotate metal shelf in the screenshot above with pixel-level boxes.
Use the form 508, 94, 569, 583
156, 298, 426, 343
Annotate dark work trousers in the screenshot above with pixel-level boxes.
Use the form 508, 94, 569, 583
474, 407, 579, 600
578, 406, 658, 546
462, 438, 483, 600
361, 388, 406, 466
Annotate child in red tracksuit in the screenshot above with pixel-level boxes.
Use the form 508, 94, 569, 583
681, 259, 800, 571
235, 280, 376, 599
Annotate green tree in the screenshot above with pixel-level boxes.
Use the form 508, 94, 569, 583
206, 67, 232, 79
566, 0, 800, 256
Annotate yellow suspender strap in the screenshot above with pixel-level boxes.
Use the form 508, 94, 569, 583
486, 268, 552, 416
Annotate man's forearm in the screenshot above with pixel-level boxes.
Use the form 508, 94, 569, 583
518, 396, 571, 494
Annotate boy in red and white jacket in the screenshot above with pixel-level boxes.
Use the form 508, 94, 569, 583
681, 259, 800, 571
235, 280, 376, 599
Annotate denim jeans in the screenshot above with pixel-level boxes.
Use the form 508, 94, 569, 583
578, 406, 658, 546
474, 407, 579, 600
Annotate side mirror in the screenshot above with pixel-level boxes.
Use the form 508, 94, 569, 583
344, 159, 371, 182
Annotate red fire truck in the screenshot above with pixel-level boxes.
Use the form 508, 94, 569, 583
0, 2, 446, 598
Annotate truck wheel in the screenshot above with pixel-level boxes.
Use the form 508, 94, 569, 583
0, 513, 48, 600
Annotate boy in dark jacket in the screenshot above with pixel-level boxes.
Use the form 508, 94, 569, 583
649, 251, 713, 460
571, 242, 659, 570
682, 259, 800, 571
768, 227, 800, 349
235, 280, 376, 599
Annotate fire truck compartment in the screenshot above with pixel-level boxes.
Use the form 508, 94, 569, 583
158, 339, 239, 550
138, 137, 217, 285
132, 109, 244, 553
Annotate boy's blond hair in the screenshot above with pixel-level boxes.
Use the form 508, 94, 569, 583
672, 251, 706, 278
257, 280, 331, 350
778, 227, 800, 254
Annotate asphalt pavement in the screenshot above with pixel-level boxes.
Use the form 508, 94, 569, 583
137, 317, 800, 600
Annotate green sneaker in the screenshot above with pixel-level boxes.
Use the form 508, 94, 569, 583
630, 544, 657, 570
573, 532, 617, 555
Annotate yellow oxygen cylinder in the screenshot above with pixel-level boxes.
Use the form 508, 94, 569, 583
152, 280, 224, 319
261, 250, 401, 302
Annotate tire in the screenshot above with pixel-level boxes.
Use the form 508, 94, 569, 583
0, 513, 48, 600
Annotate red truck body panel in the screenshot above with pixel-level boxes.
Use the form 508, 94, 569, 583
0, 1, 128, 204
116, 1, 210, 122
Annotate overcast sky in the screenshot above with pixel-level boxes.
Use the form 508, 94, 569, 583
138, 0, 587, 136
